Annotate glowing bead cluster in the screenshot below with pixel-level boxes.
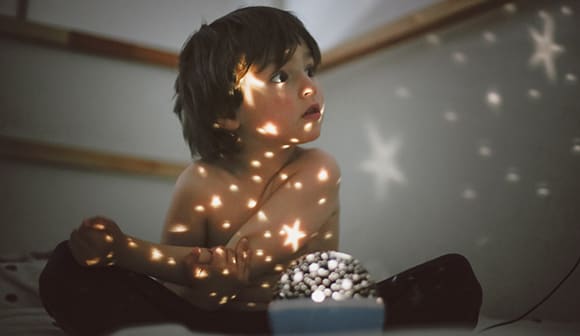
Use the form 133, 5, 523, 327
273, 251, 377, 303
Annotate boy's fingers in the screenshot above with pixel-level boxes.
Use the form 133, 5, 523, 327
235, 238, 251, 282
210, 247, 227, 270
198, 248, 212, 264
69, 230, 97, 266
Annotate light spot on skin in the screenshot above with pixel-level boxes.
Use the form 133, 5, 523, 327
290, 138, 300, 143
264, 151, 274, 158
151, 248, 163, 261
265, 256, 273, 262
222, 221, 231, 229
209, 292, 217, 297
318, 198, 327, 205
251, 160, 261, 168
229, 184, 239, 192
92, 223, 105, 231
169, 224, 189, 233
274, 264, 284, 272
247, 199, 257, 208
194, 205, 205, 212
167, 257, 176, 265
304, 122, 313, 132
127, 238, 138, 248
219, 296, 228, 305
258, 211, 268, 222
281, 220, 307, 252
247, 302, 256, 308
280, 173, 288, 181
85, 257, 100, 266
106, 252, 114, 259
263, 230, 272, 238
197, 166, 208, 178
210, 195, 222, 208
252, 175, 263, 183
317, 168, 329, 182
194, 267, 209, 279
281, 144, 291, 149
261, 282, 271, 288
222, 269, 230, 276
293, 182, 303, 190
105, 234, 114, 243
324, 232, 333, 240
257, 122, 278, 135
256, 249, 264, 257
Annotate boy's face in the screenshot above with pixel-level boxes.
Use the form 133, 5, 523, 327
236, 44, 324, 147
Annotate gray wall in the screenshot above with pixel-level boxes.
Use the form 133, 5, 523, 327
315, 0, 580, 322
1, 0, 578, 323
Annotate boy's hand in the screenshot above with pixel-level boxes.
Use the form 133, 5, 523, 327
68, 216, 125, 267
184, 238, 251, 286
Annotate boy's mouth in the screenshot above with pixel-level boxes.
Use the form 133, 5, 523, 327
302, 104, 322, 120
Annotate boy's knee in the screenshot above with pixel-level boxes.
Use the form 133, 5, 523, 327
437, 253, 482, 301
436, 254, 476, 279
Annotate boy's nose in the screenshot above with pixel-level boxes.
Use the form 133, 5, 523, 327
301, 78, 317, 98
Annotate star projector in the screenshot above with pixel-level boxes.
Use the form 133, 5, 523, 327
268, 251, 385, 334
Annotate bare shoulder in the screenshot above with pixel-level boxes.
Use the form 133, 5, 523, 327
291, 148, 341, 182
175, 160, 226, 191
162, 160, 227, 246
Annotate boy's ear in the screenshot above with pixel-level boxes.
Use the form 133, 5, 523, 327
216, 118, 240, 131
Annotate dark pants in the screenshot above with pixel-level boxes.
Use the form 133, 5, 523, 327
39, 241, 482, 335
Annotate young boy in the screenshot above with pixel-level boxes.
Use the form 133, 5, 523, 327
40, 6, 339, 335
40, 6, 482, 335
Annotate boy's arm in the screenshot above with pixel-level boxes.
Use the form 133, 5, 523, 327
226, 149, 340, 280
72, 163, 248, 289
116, 162, 211, 285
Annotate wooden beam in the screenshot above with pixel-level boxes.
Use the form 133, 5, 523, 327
1, 1, 508, 72
0, 135, 188, 179
319, 0, 510, 72
0, 14, 178, 68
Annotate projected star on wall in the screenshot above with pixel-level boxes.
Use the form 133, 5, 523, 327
359, 123, 405, 199
529, 11, 564, 82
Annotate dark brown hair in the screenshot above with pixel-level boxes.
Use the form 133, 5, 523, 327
173, 6, 321, 161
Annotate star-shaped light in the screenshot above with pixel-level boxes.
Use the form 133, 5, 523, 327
359, 123, 405, 199
281, 220, 306, 252
529, 12, 564, 82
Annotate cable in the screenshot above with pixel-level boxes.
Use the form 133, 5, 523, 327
478, 253, 580, 333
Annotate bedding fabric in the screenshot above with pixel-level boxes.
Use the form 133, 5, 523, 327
38, 241, 482, 335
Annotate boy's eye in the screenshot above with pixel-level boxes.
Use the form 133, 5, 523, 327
271, 71, 289, 83
306, 65, 316, 77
